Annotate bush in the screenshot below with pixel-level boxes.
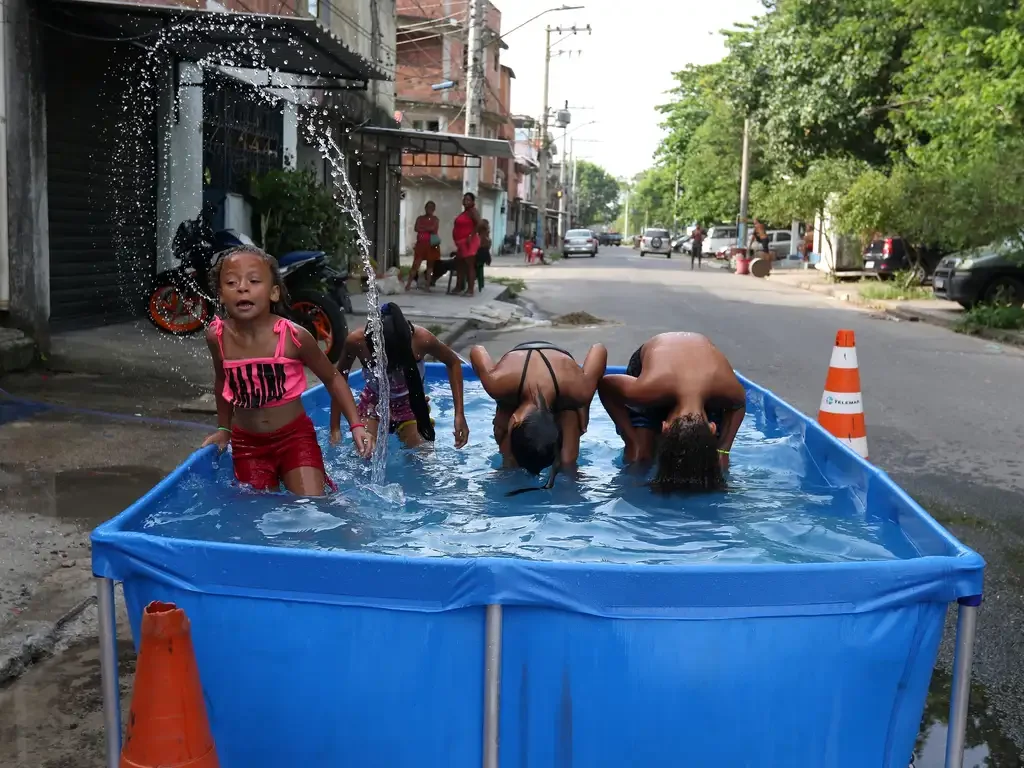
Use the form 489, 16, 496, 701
955, 304, 1024, 335
248, 168, 356, 268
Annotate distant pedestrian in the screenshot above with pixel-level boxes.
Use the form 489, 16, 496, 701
406, 201, 441, 292
691, 224, 705, 270
476, 219, 493, 292
452, 192, 481, 296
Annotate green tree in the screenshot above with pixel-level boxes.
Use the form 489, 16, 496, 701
574, 160, 622, 226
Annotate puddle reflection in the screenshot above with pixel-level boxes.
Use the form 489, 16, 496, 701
914, 668, 1021, 767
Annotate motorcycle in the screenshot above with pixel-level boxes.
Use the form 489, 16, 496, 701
146, 205, 347, 363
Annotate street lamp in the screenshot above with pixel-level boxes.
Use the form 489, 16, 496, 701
500, 5, 583, 41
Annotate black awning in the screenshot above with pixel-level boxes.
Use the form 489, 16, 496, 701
354, 126, 514, 168
49, 0, 389, 84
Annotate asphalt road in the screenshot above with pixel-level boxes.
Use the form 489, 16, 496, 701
468, 245, 1024, 765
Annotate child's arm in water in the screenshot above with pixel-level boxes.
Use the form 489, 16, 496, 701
292, 326, 371, 458
714, 376, 747, 470
420, 327, 469, 448
200, 326, 232, 451
330, 332, 362, 444
575, 343, 608, 434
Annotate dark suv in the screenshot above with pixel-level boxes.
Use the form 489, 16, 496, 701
598, 232, 622, 246
932, 241, 1024, 309
862, 236, 944, 281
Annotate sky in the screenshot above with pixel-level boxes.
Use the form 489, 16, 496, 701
496, 0, 766, 179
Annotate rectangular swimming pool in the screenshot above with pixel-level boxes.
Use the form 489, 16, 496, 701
92, 364, 985, 768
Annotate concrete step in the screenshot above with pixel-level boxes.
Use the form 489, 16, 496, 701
0, 328, 36, 374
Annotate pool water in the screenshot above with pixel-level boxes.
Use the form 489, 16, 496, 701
135, 380, 919, 564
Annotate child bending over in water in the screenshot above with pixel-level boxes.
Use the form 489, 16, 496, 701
598, 332, 745, 493
331, 302, 470, 451
201, 246, 371, 496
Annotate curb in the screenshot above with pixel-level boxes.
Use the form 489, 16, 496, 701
787, 280, 1024, 349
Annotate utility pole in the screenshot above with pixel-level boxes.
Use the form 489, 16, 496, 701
737, 117, 751, 249
623, 186, 630, 238
535, 23, 590, 249
673, 170, 680, 234
463, 0, 483, 196
558, 103, 569, 237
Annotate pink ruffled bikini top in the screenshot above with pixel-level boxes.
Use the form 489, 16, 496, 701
210, 317, 306, 409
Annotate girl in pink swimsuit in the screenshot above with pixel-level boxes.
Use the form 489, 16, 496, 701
201, 246, 371, 495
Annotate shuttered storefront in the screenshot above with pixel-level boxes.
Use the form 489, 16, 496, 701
46, 34, 158, 329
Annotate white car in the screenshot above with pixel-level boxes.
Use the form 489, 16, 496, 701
704, 225, 740, 257
562, 229, 598, 258
639, 228, 673, 258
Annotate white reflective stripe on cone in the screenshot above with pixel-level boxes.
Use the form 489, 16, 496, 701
840, 435, 869, 458
819, 391, 864, 415
828, 346, 859, 369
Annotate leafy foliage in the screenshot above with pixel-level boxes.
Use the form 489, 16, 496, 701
249, 168, 355, 268
574, 160, 622, 227
643, 0, 1024, 256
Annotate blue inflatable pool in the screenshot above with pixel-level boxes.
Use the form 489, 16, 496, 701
91, 364, 985, 768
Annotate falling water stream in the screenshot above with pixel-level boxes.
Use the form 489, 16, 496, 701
110, 15, 392, 484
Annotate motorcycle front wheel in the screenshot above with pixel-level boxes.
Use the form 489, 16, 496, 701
147, 281, 212, 335
290, 290, 347, 363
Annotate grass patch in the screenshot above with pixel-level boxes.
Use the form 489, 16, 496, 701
858, 280, 933, 301
425, 323, 446, 336
548, 251, 563, 261
489, 276, 527, 298
954, 303, 1024, 335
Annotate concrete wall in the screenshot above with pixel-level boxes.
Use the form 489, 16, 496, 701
6, 0, 50, 350
156, 62, 204, 272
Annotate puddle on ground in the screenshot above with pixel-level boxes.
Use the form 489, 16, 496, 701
1, 464, 166, 526
914, 667, 1022, 767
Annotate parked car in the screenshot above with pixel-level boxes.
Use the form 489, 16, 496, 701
704, 225, 740, 258
598, 231, 623, 246
639, 228, 673, 258
672, 234, 692, 253
562, 228, 599, 258
932, 241, 1024, 309
862, 236, 944, 282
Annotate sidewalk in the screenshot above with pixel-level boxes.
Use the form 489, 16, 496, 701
47, 282, 521, 391
767, 269, 1024, 347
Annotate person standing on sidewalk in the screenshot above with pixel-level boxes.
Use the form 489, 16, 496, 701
452, 192, 481, 297
476, 219, 493, 293
405, 201, 441, 292
691, 224, 705, 270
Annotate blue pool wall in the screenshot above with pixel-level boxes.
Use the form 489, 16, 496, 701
92, 364, 984, 768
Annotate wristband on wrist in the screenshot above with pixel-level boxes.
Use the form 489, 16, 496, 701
717, 449, 729, 455
350, 423, 365, 431
217, 426, 231, 433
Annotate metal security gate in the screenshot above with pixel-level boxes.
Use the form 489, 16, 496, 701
46, 35, 158, 328
203, 82, 283, 229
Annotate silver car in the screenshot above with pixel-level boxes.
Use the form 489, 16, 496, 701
639, 228, 672, 258
562, 229, 598, 258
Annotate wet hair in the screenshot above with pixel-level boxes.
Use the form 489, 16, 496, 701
366, 303, 435, 441
506, 395, 562, 495
650, 414, 725, 494
209, 245, 291, 317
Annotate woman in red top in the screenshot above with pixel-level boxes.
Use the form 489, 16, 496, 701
452, 192, 481, 296
405, 201, 441, 292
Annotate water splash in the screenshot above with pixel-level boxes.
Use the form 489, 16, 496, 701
107, 12, 392, 481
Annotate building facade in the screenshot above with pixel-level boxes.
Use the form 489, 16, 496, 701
3, 0, 396, 349
393, 0, 517, 259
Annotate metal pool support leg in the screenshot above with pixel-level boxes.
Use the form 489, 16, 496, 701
96, 577, 121, 768
483, 604, 503, 768
944, 595, 982, 768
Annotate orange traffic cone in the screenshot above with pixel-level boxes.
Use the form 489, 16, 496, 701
818, 329, 869, 459
120, 602, 219, 768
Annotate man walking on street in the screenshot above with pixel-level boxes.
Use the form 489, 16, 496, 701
691, 224, 705, 270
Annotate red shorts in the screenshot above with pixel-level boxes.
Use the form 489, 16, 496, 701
230, 413, 333, 492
